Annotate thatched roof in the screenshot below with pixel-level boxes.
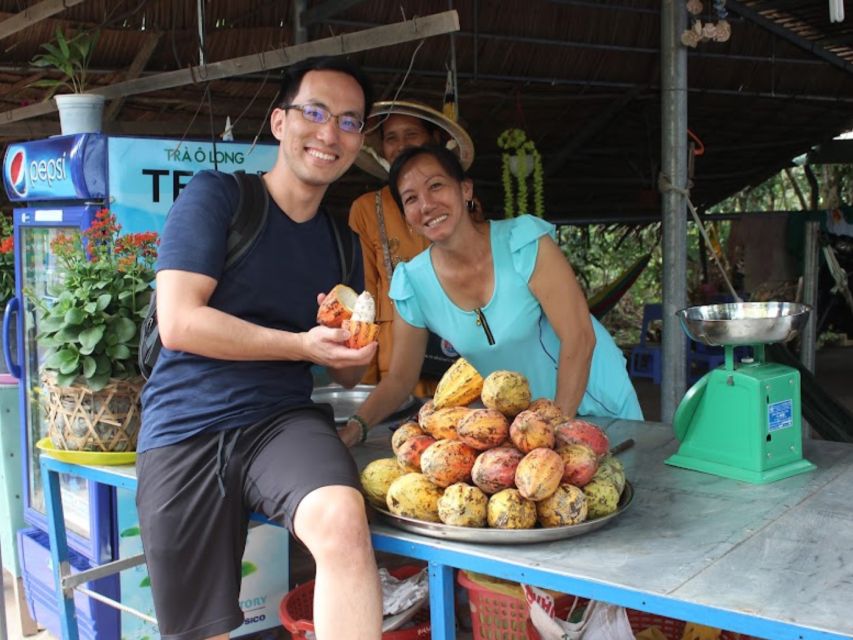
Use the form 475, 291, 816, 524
1, 0, 852, 221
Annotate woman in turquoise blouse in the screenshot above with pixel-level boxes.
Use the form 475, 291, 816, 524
347, 145, 641, 440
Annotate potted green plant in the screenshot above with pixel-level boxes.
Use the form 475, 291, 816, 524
30, 27, 105, 134
30, 209, 158, 451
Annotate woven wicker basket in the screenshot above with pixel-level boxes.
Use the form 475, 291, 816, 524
42, 373, 143, 452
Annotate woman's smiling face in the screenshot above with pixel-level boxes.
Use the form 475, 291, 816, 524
380, 114, 437, 164
397, 153, 473, 242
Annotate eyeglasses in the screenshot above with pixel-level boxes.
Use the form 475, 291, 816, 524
283, 103, 365, 134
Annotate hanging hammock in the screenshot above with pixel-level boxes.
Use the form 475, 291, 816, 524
587, 252, 652, 319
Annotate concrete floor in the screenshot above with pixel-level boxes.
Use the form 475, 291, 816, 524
5, 345, 851, 639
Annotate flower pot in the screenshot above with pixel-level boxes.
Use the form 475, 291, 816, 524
41, 373, 142, 452
54, 94, 105, 135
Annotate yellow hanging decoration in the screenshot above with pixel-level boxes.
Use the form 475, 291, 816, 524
497, 128, 544, 218
442, 67, 458, 122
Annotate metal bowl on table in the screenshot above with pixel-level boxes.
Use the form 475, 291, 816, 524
676, 301, 811, 347
311, 384, 419, 425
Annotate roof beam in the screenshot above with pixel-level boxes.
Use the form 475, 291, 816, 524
545, 1, 659, 14
303, 0, 368, 25
361, 65, 853, 104
726, 0, 853, 77
0, 117, 266, 139
806, 139, 853, 164
0, 0, 88, 40
546, 88, 641, 177
103, 31, 162, 122
326, 18, 825, 66
0, 10, 459, 126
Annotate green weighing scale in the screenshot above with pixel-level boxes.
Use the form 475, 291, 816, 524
668, 301, 816, 484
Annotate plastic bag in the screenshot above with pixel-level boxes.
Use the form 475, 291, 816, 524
525, 585, 634, 640
379, 566, 428, 616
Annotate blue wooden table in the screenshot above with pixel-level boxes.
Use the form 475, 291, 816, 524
42, 420, 853, 640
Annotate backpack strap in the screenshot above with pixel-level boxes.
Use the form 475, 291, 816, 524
325, 209, 357, 285
138, 171, 269, 381
227, 172, 269, 269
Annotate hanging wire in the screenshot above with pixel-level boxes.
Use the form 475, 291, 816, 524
206, 84, 219, 171
171, 86, 208, 154
363, 39, 426, 135
249, 78, 281, 154
223, 70, 271, 145
447, 0, 459, 120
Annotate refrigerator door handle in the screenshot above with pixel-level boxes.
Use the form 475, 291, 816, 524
3, 296, 21, 379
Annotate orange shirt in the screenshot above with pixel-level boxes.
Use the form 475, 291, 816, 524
348, 186, 437, 397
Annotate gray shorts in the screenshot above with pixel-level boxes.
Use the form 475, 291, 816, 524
135, 404, 360, 640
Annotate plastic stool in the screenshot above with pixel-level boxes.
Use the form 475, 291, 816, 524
629, 303, 663, 384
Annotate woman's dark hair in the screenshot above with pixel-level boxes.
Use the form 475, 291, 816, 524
277, 56, 374, 118
388, 144, 467, 213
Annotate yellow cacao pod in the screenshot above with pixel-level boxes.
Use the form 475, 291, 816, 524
421, 406, 472, 441
391, 421, 425, 456
359, 458, 407, 509
487, 488, 536, 529
481, 370, 531, 418
536, 483, 588, 527
437, 482, 488, 527
386, 473, 443, 522
433, 358, 483, 409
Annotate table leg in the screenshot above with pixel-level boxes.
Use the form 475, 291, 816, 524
41, 460, 79, 640
428, 562, 455, 640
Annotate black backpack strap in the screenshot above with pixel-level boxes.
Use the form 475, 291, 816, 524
325, 209, 357, 285
138, 289, 160, 380
227, 172, 269, 269
138, 171, 269, 381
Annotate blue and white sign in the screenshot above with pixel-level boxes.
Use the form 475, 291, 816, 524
767, 399, 794, 432
107, 137, 277, 235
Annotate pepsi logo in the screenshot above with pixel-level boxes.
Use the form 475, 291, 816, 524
7, 148, 27, 197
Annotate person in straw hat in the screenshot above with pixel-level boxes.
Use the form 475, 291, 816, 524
348, 100, 475, 398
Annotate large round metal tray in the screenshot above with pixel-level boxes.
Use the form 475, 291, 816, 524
312, 384, 419, 424
370, 482, 633, 544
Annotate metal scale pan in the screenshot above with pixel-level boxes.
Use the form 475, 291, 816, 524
677, 301, 811, 347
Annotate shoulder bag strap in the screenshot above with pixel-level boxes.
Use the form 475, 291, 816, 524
374, 190, 395, 282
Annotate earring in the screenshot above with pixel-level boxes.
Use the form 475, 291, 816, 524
466, 199, 475, 213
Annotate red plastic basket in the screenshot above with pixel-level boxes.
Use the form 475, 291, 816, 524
457, 570, 582, 640
278, 564, 431, 640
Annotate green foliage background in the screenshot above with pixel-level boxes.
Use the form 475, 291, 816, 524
556, 162, 853, 346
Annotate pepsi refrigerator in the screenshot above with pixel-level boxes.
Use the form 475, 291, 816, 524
2, 134, 288, 639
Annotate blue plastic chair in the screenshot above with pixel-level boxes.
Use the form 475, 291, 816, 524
629, 303, 663, 384
687, 341, 726, 383
688, 343, 753, 383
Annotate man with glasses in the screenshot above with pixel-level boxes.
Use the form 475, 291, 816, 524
137, 57, 381, 640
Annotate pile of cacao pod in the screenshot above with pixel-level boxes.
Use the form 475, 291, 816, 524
359, 358, 628, 530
